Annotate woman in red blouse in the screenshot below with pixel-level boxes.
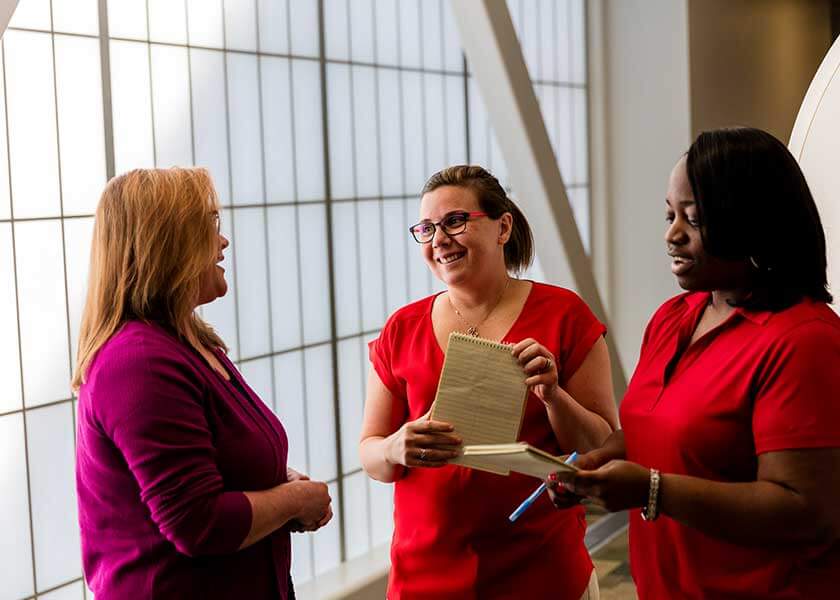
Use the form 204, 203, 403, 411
552, 128, 840, 599
360, 165, 619, 599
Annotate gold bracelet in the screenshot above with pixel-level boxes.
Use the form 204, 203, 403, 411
641, 468, 661, 521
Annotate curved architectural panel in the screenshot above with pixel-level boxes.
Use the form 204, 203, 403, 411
789, 37, 840, 303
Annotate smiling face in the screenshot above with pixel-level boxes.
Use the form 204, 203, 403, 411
665, 157, 750, 292
418, 185, 511, 287
197, 212, 230, 306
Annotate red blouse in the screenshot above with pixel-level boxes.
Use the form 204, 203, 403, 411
621, 292, 840, 599
369, 282, 606, 600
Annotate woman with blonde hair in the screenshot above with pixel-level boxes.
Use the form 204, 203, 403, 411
74, 167, 331, 599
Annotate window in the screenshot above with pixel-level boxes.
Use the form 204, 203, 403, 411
0, 1, 588, 596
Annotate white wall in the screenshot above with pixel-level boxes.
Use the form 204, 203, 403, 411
597, 0, 690, 373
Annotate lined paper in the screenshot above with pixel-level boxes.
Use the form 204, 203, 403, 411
431, 332, 528, 474
462, 443, 578, 479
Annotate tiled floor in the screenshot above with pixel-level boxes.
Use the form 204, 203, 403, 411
592, 529, 637, 600
586, 506, 637, 600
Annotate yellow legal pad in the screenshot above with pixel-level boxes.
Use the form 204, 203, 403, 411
460, 443, 578, 480
431, 331, 529, 475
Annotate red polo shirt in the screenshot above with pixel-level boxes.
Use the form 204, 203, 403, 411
620, 292, 840, 599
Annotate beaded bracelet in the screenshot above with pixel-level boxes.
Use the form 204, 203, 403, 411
641, 468, 661, 521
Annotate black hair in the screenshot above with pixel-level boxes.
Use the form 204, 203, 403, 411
686, 127, 831, 311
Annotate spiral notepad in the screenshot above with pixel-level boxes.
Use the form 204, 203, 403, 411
431, 332, 528, 475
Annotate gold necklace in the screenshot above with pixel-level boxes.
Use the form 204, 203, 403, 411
448, 277, 511, 337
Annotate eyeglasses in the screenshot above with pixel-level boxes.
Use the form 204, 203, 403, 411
211, 211, 220, 234
408, 211, 488, 244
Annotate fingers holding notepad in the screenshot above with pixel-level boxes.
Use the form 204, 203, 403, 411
511, 337, 559, 394
384, 409, 463, 468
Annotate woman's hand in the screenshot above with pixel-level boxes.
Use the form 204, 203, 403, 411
286, 468, 324, 532
289, 505, 333, 533
241, 479, 333, 547
511, 338, 561, 405
288, 480, 333, 532
286, 467, 310, 482
546, 431, 628, 509
385, 410, 462, 468
552, 460, 650, 513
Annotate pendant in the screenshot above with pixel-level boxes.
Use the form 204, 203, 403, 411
466, 326, 479, 337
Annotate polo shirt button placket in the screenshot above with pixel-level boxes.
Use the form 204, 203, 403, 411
648, 385, 666, 411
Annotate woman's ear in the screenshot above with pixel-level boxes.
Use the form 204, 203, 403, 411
498, 212, 513, 244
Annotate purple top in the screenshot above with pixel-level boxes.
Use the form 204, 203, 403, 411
76, 321, 291, 598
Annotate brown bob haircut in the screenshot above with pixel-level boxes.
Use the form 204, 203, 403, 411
421, 165, 534, 274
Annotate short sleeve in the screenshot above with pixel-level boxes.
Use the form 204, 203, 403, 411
556, 293, 607, 385
368, 312, 406, 400
96, 342, 252, 557
753, 320, 840, 454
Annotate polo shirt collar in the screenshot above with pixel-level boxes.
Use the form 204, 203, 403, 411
734, 305, 773, 325
681, 291, 773, 325
683, 292, 711, 311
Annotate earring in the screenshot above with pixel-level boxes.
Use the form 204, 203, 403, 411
750, 256, 773, 272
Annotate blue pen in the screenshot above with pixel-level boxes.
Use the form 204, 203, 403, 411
508, 451, 578, 522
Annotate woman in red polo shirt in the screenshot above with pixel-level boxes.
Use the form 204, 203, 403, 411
551, 127, 840, 599
360, 165, 619, 599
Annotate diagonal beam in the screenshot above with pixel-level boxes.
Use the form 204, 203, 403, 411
449, 0, 626, 394
0, 1, 18, 40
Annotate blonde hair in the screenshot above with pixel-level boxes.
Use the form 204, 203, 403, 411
72, 167, 227, 389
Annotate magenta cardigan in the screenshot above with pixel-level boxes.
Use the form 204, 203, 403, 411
76, 321, 291, 598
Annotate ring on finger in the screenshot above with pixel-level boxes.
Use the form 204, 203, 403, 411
419, 448, 427, 461
542, 356, 551, 372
